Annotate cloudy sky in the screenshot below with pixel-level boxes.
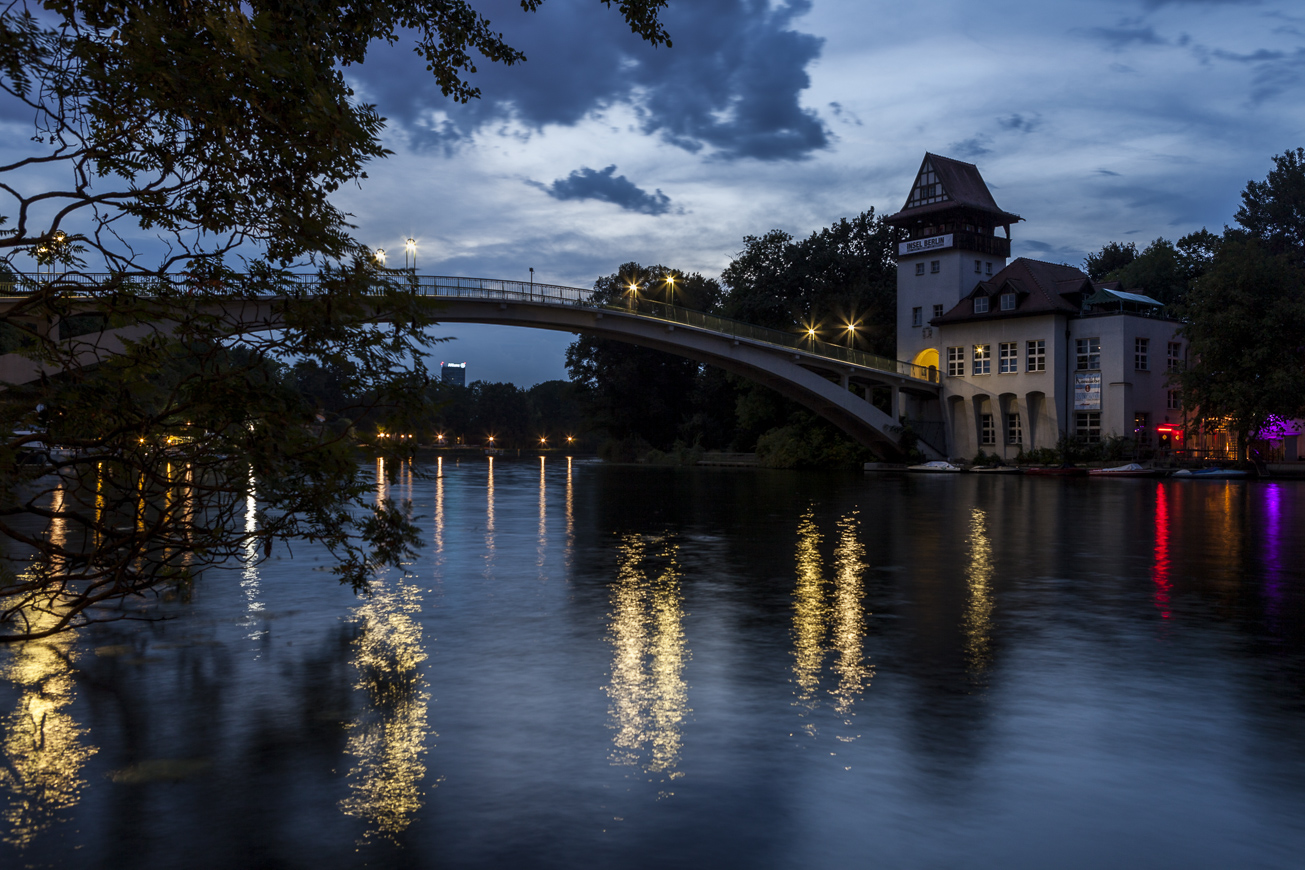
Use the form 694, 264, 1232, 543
344, 0, 1303, 384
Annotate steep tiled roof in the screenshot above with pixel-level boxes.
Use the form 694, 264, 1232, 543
887, 153, 1022, 225
934, 258, 1091, 324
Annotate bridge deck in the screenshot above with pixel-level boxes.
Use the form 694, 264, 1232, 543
0, 273, 940, 386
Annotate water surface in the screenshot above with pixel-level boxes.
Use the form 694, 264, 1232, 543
3, 458, 1303, 868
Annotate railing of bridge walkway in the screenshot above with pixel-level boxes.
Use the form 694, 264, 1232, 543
0, 272, 940, 384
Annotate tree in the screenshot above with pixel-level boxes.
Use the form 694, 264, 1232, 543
1176, 149, 1305, 458
0, 0, 671, 641
1083, 241, 1137, 282
565, 263, 720, 455
1235, 147, 1305, 259
721, 210, 896, 354
1175, 236, 1305, 456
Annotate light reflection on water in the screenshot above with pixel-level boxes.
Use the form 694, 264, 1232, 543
2, 465, 1304, 868
0, 586, 97, 850
606, 533, 689, 784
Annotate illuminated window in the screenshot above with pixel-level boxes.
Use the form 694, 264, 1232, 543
998, 342, 1018, 373
1135, 337, 1149, 371
973, 296, 989, 314
1076, 337, 1100, 370
947, 346, 965, 377
973, 344, 991, 375
1075, 411, 1101, 443
933, 304, 944, 319
1167, 342, 1183, 372
1000, 293, 1015, 311
1134, 411, 1150, 445
1167, 390, 1181, 410
912, 307, 923, 327
915, 262, 925, 276
1027, 339, 1046, 372
930, 260, 940, 274
1007, 413, 1023, 445
981, 413, 996, 445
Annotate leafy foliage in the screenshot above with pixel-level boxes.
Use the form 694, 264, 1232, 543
0, 0, 670, 640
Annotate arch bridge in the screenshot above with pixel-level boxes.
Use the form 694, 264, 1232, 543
0, 274, 944, 460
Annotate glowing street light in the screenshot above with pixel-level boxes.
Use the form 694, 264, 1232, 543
375, 248, 386, 266
626, 280, 640, 307
663, 273, 676, 305
539, 436, 548, 447
844, 321, 859, 347
405, 238, 416, 271
436, 433, 446, 444
566, 435, 575, 445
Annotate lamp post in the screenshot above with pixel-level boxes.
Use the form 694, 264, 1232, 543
627, 280, 639, 309
664, 273, 676, 306
529, 267, 534, 293
405, 238, 416, 271
375, 248, 386, 267
845, 322, 858, 348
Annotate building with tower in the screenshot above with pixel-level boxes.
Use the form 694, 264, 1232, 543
888, 154, 1186, 460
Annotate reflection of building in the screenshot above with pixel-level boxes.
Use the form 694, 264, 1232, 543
440, 362, 467, 387
891, 154, 1186, 459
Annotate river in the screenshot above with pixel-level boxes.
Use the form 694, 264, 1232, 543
2, 457, 1303, 868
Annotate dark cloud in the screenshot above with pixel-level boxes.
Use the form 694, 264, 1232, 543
1140, 0, 1259, 6
1191, 43, 1305, 102
828, 102, 863, 127
997, 113, 1040, 133
948, 136, 993, 159
1083, 25, 1168, 50
535, 165, 672, 215
350, 0, 828, 161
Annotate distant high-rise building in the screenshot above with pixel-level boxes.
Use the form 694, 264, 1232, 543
440, 362, 467, 387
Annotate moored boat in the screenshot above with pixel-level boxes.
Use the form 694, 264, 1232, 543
1173, 467, 1252, 480
906, 460, 964, 473
1088, 463, 1160, 478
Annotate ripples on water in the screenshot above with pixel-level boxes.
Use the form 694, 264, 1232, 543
2, 461, 1304, 868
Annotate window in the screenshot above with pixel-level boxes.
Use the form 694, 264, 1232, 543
933, 304, 944, 319
998, 342, 1018, 373
1167, 342, 1183, 372
1076, 337, 1100, 370
947, 346, 965, 377
985, 262, 993, 275
973, 344, 991, 375
1075, 411, 1101, 443
1167, 390, 1181, 410
1000, 293, 1015, 311
975, 259, 982, 274
1026, 339, 1046, 372
930, 260, 940, 274
981, 414, 996, 445
1135, 337, 1149, 371
1007, 413, 1023, 445
973, 296, 989, 314
912, 307, 923, 328
1134, 412, 1151, 445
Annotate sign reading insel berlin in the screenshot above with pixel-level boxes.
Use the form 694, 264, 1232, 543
898, 234, 953, 256
1074, 372, 1101, 410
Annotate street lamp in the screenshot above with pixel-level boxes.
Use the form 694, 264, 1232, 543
405, 238, 416, 271
375, 248, 386, 267
539, 436, 547, 447
529, 267, 534, 292
627, 280, 640, 308
663, 273, 676, 306
566, 435, 574, 445
844, 321, 858, 348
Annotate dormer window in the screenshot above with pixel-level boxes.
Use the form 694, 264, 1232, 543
973, 296, 989, 314
1000, 293, 1016, 311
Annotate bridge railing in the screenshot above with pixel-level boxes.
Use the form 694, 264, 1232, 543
0, 272, 939, 383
